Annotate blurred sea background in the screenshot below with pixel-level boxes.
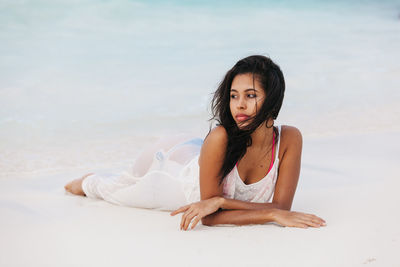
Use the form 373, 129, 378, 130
1, 0, 399, 179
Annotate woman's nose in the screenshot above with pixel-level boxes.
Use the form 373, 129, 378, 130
237, 97, 246, 109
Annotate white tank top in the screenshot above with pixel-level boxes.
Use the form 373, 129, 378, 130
222, 125, 281, 203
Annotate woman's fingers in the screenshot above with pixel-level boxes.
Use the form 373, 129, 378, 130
182, 209, 197, 230
305, 214, 326, 226
274, 209, 327, 229
310, 218, 326, 226
190, 215, 202, 229
185, 213, 200, 230
180, 210, 189, 229
170, 205, 190, 216
297, 223, 309, 229
277, 211, 326, 228
305, 213, 325, 222
302, 219, 321, 228
180, 207, 194, 229
175, 204, 203, 230
297, 214, 326, 228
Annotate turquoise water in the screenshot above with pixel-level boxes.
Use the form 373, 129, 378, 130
0, 0, 399, 176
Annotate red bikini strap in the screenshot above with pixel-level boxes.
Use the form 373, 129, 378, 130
267, 132, 275, 173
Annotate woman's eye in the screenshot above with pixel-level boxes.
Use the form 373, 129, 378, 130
247, 94, 256, 98
230, 95, 237, 99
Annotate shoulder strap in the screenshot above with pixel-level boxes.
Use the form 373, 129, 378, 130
275, 125, 281, 161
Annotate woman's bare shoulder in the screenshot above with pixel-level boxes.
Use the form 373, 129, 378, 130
200, 126, 228, 160
281, 125, 302, 140
204, 125, 228, 146
198, 126, 227, 196
279, 125, 303, 155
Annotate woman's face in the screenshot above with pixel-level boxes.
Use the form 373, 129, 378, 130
229, 73, 265, 128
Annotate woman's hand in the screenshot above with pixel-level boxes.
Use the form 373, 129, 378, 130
272, 209, 326, 228
170, 196, 223, 230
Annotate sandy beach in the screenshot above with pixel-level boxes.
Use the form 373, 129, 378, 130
1, 131, 398, 267
1, 0, 399, 266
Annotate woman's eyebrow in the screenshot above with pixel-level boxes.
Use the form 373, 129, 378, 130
230, 88, 257, 92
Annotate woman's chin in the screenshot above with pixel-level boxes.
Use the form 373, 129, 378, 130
236, 121, 250, 129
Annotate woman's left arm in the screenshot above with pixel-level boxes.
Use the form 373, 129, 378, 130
269, 125, 303, 210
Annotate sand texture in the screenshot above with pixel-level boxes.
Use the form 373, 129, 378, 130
1, 132, 399, 267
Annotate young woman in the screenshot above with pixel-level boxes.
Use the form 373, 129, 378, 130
65, 55, 326, 231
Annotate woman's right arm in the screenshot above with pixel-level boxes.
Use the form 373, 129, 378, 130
198, 126, 227, 200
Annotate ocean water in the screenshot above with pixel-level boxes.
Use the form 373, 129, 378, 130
1, 0, 399, 177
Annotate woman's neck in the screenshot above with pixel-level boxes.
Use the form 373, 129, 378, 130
250, 121, 274, 148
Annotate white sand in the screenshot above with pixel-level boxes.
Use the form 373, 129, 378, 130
1, 131, 399, 267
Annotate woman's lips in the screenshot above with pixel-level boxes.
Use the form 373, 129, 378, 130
235, 114, 249, 122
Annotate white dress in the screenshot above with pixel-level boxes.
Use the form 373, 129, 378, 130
82, 126, 281, 211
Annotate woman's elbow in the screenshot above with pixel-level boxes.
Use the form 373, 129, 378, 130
201, 216, 213, 226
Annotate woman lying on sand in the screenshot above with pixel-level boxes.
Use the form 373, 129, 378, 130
65, 55, 326, 230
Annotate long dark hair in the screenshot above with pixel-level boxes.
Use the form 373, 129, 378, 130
210, 55, 285, 184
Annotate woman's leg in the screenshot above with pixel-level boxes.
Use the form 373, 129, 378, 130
64, 133, 201, 209
64, 134, 198, 196
65, 169, 187, 210
131, 133, 197, 176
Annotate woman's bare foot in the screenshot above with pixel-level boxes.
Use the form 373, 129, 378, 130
64, 173, 94, 196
